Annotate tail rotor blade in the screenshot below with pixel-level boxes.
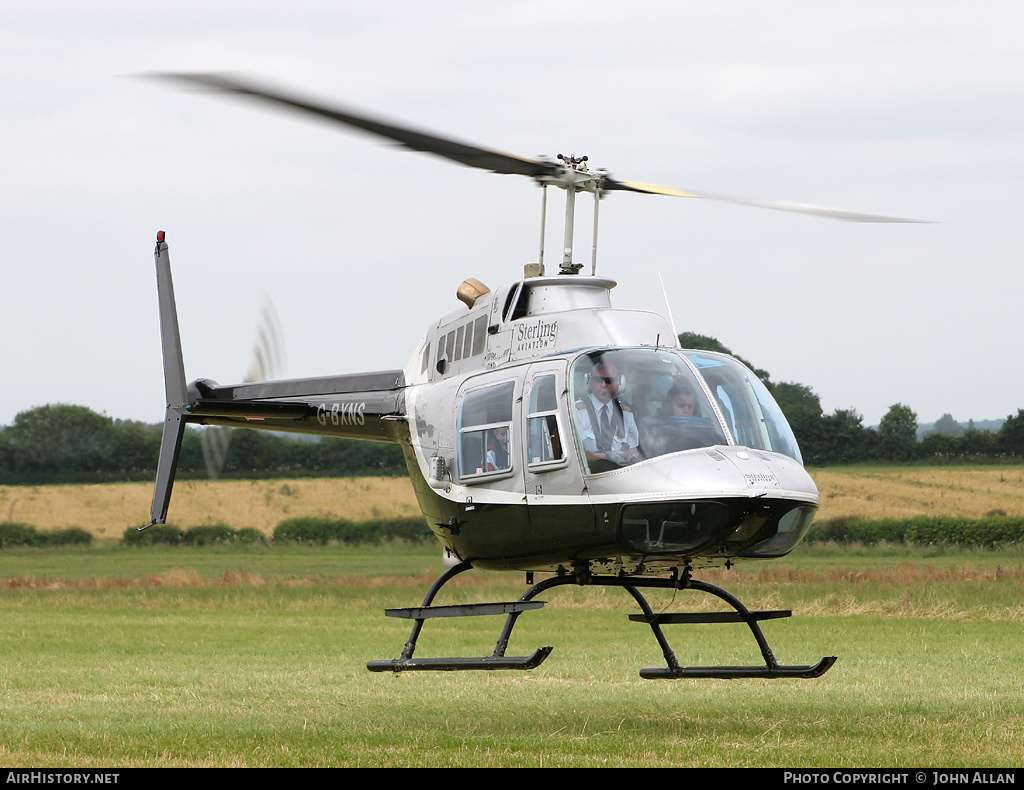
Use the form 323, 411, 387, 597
200, 425, 231, 482
200, 295, 287, 480
247, 297, 287, 383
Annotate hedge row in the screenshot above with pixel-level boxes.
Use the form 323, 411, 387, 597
121, 523, 267, 546
271, 516, 432, 545
21, 514, 1024, 551
0, 522, 93, 548
118, 517, 433, 546
807, 515, 1024, 547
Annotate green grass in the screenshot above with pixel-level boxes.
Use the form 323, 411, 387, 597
2, 543, 1023, 767
0, 541, 442, 581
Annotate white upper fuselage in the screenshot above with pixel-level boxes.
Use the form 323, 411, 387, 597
395, 271, 818, 570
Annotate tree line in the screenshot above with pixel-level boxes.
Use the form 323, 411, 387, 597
678, 332, 1023, 466
2, 334, 1022, 484
0, 404, 407, 485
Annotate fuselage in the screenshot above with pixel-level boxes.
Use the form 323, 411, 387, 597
397, 273, 817, 573
183, 272, 818, 575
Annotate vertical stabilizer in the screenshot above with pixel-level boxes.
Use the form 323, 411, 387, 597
145, 232, 189, 528
155, 231, 187, 408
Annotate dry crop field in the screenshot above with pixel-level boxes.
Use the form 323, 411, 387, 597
6, 467, 1024, 541
0, 477, 420, 537
811, 466, 1024, 521
4, 465, 1024, 538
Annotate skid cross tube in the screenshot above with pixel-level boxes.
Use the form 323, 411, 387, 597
493, 572, 834, 679
630, 577, 836, 679
392, 560, 472, 664
366, 561, 554, 672
367, 562, 835, 679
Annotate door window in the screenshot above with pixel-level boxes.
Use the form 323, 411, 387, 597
457, 380, 515, 480
526, 374, 566, 469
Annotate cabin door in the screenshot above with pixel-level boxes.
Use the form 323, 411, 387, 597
521, 361, 596, 537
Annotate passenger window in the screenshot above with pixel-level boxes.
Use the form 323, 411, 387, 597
526, 375, 566, 468
471, 315, 487, 356
458, 381, 515, 480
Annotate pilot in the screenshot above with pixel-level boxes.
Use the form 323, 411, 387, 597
575, 361, 640, 470
486, 426, 510, 472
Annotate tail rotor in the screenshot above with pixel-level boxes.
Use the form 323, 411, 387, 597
200, 297, 286, 479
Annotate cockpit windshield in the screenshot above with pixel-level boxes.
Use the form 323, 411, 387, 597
570, 349, 726, 473
684, 350, 802, 464
569, 348, 802, 473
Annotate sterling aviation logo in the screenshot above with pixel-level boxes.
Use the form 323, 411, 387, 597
512, 320, 558, 354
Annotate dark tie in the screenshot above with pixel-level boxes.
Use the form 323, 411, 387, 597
600, 405, 611, 449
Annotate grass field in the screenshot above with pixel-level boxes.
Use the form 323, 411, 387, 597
2, 541, 1024, 767
2, 468, 1024, 767
5, 465, 1024, 537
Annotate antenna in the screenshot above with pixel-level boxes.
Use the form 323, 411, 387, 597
537, 184, 548, 275
658, 271, 679, 343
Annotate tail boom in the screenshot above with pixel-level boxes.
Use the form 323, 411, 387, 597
144, 232, 406, 529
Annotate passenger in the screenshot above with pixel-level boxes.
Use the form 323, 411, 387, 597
575, 361, 640, 471
663, 383, 697, 418
641, 381, 715, 457
486, 426, 510, 472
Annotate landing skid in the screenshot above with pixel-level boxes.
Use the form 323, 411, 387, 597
366, 561, 836, 680
366, 562, 552, 673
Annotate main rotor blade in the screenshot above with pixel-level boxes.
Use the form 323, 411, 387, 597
605, 179, 926, 223
154, 72, 924, 223
154, 72, 558, 179
602, 178, 700, 198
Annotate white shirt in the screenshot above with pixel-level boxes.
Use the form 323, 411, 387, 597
575, 394, 639, 454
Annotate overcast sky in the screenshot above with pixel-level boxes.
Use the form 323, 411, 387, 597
2, 2, 1021, 431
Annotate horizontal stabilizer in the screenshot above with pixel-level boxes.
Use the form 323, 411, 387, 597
187, 399, 313, 421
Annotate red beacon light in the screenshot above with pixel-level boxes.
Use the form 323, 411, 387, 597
156, 230, 166, 242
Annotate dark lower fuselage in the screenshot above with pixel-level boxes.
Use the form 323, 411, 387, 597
185, 386, 819, 574
403, 444, 817, 573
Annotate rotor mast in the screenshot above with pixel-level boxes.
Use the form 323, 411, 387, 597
538, 154, 605, 276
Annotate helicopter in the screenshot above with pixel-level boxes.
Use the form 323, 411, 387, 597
145, 73, 919, 679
